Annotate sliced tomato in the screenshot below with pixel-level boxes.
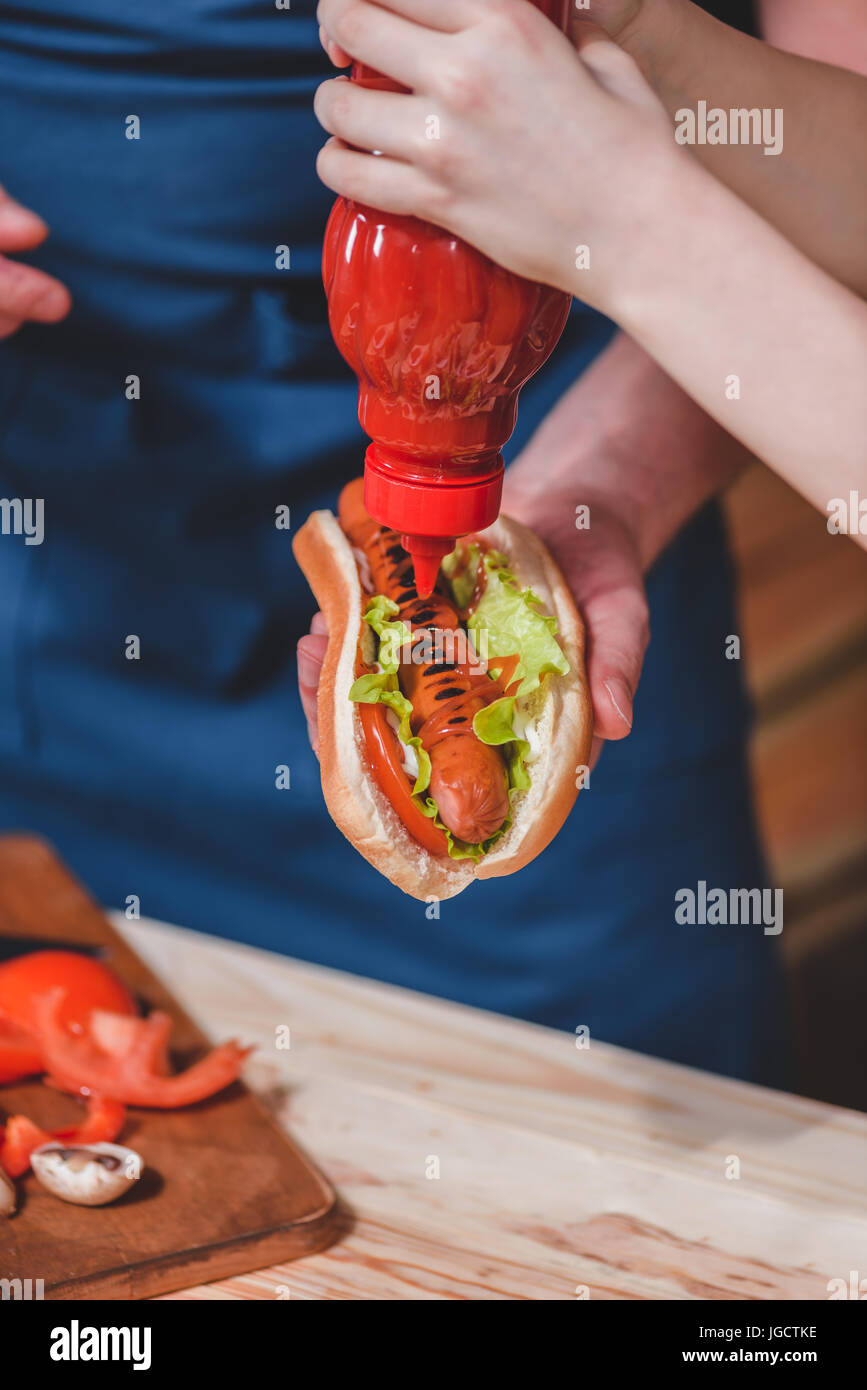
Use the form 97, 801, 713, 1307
0, 951, 136, 1038
359, 703, 450, 857
0, 1094, 127, 1178
38, 991, 250, 1108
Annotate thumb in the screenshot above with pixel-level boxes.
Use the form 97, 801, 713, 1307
500, 483, 650, 744
579, 579, 649, 740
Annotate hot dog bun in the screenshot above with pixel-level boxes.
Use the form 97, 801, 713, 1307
293, 507, 593, 900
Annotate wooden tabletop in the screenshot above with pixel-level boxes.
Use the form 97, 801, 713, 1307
113, 915, 867, 1301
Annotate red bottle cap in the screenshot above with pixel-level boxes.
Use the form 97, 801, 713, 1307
364, 444, 503, 597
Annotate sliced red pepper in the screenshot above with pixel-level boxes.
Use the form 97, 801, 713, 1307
0, 1115, 51, 1178
0, 1018, 44, 1084
38, 991, 251, 1108
51, 1096, 127, 1145
0, 1094, 125, 1178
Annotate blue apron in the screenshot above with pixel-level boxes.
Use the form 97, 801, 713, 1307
0, 0, 790, 1086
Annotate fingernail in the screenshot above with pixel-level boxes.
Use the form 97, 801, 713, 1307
603, 677, 633, 730
297, 650, 322, 687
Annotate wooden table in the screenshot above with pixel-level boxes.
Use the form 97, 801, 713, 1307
113, 915, 867, 1301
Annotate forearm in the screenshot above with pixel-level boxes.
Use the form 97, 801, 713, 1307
614, 0, 867, 294
507, 331, 750, 570
602, 163, 867, 531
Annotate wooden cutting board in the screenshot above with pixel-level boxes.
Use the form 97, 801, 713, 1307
0, 835, 341, 1299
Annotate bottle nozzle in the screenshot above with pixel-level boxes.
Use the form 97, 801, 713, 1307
401, 534, 455, 599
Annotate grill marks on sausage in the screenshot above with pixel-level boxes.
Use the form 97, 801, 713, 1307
338, 478, 511, 844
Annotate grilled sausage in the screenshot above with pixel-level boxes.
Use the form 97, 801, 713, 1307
339, 480, 510, 844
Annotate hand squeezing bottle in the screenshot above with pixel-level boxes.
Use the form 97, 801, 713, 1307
322, 1, 571, 596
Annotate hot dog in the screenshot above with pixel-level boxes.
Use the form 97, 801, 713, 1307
293, 482, 593, 901
338, 480, 510, 844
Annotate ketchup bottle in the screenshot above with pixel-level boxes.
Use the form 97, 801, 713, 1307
322, 0, 572, 597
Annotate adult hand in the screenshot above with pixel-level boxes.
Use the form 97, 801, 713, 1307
500, 479, 646, 767
0, 187, 71, 339
297, 611, 329, 757
295, 487, 646, 766
295, 496, 645, 764
566, 0, 646, 44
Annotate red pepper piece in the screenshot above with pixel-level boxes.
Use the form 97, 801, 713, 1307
0, 1018, 44, 1084
50, 1096, 127, 1144
38, 991, 251, 1108
0, 1093, 125, 1178
0, 1115, 50, 1178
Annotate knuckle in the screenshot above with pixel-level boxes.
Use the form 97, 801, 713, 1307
489, 5, 539, 54
418, 176, 458, 224
626, 593, 651, 655
422, 134, 466, 184
330, 158, 369, 204
340, 174, 367, 203
622, 585, 650, 625
477, 0, 523, 29
315, 142, 341, 189
432, 57, 486, 116
326, 87, 354, 131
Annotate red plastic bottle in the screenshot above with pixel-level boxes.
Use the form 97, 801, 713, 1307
322, 0, 572, 596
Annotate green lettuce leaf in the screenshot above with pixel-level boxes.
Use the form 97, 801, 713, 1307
467, 551, 570, 697
357, 594, 406, 673
441, 541, 481, 609
473, 695, 532, 794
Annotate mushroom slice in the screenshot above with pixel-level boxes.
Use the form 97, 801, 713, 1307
30, 1141, 143, 1207
0, 1165, 15, 1217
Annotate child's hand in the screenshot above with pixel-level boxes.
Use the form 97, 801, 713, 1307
313, 0, 679, 307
